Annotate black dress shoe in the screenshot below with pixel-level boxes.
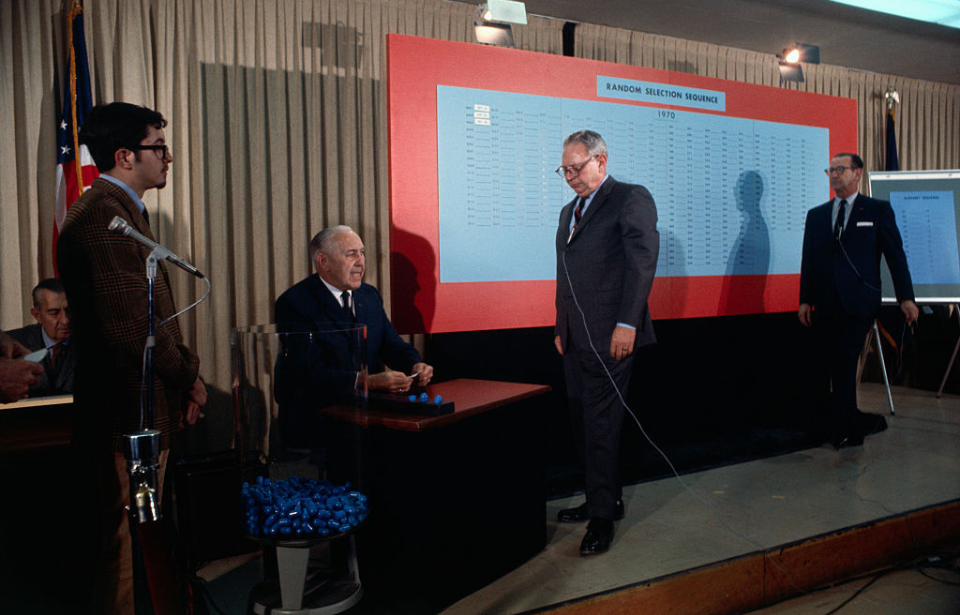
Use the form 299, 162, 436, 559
579, 518, 614, 556
558, 499, 624, 523
831, 433, 864, 449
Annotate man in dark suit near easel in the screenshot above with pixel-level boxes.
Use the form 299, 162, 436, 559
799, 153, 918, 448
554, 130, 659, 556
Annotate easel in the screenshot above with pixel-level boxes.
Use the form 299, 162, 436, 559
857, 319, 896, 415
860, 304, 960, 411
937, 304, 960, 398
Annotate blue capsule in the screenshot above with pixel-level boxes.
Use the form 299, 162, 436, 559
242, 477, 368, 538
420, 392, 429, 403
408, 395, 417, 402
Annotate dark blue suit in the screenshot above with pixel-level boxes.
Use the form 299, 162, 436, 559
799, 193, 914, 441
274, 275, 422, 447
555, 175, 659, 519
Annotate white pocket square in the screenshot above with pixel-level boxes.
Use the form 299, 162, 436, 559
856, 221, 873, 227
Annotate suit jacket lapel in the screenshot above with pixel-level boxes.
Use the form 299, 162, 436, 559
101, 178, 172, 285
569, 176, 616, 243
309, 276, 358, 330
846, 194, 867, 230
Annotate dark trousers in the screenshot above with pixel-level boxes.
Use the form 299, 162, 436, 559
812, 310, 874, 442
564, 344, 634, 520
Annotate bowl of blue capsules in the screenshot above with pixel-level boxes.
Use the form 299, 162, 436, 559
243, 476, 369, 542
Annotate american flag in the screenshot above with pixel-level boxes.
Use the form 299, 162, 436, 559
884, 92, 900, 172
54, 0, 98, 268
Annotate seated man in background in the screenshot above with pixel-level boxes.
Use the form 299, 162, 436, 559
7, 278, 76, 396
0, 330, 45, 403
275, 225, 434, 447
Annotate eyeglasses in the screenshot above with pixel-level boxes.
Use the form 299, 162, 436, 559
555, 156, 597, 179
127, 144, 170, 160
825, 166, 856, 176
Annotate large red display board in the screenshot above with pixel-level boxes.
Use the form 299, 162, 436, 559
387, 34, 856, 334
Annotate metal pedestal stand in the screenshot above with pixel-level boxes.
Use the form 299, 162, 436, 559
249, 531, 363, 615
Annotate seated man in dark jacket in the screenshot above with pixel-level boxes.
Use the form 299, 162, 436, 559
274, 225, 433, 448
7, 278, 76, 396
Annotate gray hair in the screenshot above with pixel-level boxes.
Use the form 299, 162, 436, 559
32, 278, 66, 309
309, 225, 354, 270
563, 130, 607, 158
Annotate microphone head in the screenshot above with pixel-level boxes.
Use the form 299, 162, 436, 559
108, 216, 127, 233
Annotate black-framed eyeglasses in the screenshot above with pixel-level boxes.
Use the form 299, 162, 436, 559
127, 144, 170, 160
555, 155, 597, 179
825, 166, 855, 176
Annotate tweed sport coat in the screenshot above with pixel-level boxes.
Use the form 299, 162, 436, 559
57, 177, 200, 452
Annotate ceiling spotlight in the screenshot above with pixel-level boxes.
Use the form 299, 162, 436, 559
474, 20, 515, 46
477, 0, 528, 25
778, 43, 820, 65
778, 62, 804, 83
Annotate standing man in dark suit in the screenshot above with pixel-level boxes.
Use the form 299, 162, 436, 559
554, 130, 659, 556
275, 225, 433, 446
57, 102, 206, 614
7, 278, 76, 396
799, 153, 918, 448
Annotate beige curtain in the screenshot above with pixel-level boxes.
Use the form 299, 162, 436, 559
576, 23, 960, 176
2, 0, 957, 399
0, 0, 562, 397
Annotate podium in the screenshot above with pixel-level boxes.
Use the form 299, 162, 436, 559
322, 378, 551, 612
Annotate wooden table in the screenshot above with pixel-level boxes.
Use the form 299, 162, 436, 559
0, 394, 73, 453
322, 378, 551, 612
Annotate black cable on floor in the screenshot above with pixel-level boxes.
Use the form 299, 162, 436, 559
822, 571, 887, 615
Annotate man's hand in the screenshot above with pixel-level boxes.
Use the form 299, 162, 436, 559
366, 369, 415, 394
554, 335, 563, 356
610, 326, 636, 361
0, 331, 30, 359
411, 362, 434, 387
0, 358, 44, 403
900, 299, 919, 324
183, 377, 207, 426
798, 303, 813, 327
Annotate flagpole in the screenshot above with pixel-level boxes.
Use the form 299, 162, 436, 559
68, 0, 84, 195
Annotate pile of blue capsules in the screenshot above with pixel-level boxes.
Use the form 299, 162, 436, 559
242, 476, 369, 538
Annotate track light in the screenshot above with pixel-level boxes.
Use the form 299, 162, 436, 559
777, 43, 819, 83
474, 0, 525, 46
474, 20, 515, 46
477, 0, 527, 25
778, 43, 820, 65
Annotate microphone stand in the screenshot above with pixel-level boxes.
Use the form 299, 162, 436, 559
125, 249, 164, 615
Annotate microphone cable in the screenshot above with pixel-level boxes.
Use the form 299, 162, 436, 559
561, 249, 824, 597
139, 274, 212, 431
836, 234, 881, 294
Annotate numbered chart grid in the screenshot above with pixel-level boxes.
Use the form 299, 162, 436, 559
437, 86, 828, 283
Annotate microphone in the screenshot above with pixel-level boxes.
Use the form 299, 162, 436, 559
108, 216, 204, 278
